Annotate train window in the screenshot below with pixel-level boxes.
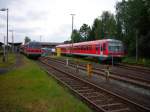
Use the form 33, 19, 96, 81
108, 41, 123, 52
86, 46, 88, 51
29, 42, 41, 48
103, 43, 106, 51
89, 45, 92, 50
88, 46, 90, 50
96, 45, 99, 51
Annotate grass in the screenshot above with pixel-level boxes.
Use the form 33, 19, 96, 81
0, 56, 92, 112
0, 53, 16, 68
122, 57, 150, 67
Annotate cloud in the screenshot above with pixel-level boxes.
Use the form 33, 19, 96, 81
0, 0, 120, 43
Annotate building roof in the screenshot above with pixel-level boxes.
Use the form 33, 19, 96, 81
8, 42, 22, 46
0, 42, 4, 46
40, 42, 61, 46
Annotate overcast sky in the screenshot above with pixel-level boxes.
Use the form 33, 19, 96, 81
0, 0, 121, 43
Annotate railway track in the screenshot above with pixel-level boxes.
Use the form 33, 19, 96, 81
39, 57, 150, 112
116, 63, 150, 75
42, 57, 150, 89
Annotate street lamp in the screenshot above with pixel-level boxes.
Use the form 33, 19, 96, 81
40, 35, 42, 42
70, 14, 75, 54
70, 14, 75, 34
0, 8, 9, 61
2, 36, 6, 62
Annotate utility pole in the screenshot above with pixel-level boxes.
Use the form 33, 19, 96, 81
3, 36, 6, 62
9, 30, 14, 52
0, 8, 9, 61
70, 14, 75, 54
7, 9, 8, 61
70, 14, 75, 34
136, 30, 138, 62
40, 35, 42, 42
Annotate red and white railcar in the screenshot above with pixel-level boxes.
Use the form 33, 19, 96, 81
56, 39, 124, 61
21, 42, 42, 57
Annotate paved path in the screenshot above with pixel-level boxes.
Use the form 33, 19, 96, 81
0, 68, 8, 74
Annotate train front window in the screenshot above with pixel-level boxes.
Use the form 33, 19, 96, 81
108, 41, 123, 52
29, 42, 41, 48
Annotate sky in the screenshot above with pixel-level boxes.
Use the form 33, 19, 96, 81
0, 0, 121, 43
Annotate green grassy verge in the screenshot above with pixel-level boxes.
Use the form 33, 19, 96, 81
0, 56, 92, 112
122, 57, 150, 67
0, 53, 16, 68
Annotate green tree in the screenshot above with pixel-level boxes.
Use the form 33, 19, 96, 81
90, 11, 117, 41
101, 11, 117, 38
79, 24, 91, 41
116, 0, 150, 57
71, 29, 81, 43
24, 36, 31, 44
92, 18, 103, 40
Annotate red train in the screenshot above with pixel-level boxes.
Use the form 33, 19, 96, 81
56, 39, 124, 61
20, 42, 42, 57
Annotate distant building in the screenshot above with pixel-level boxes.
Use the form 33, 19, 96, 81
9, 42, 22, 52
0, 42, 4, 54
40, 42, 61, 48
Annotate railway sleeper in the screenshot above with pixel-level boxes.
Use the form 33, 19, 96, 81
72, 86, 90, 90
108, 107, 131, 112
81, 91, 100, 96
76, 89, 94, 93
64, 81, 83, 85
101, 103, 128, 111
59, 77, 74, 81
92, 98, 114, 105
87, 94, 107, 100
69, 85, 86, 88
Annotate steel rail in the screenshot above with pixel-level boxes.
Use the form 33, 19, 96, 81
41, 57, 150, 89
39, 58, 150, 112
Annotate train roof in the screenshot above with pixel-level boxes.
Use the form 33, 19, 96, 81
56, 39, 122, 48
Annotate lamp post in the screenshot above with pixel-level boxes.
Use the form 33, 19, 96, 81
40, 35, 42, 42
9, 30, 14, 52
70, 14, 75, 54
3, 36, 6, 62
136, 30, 138, 62
0, 8, 9, 61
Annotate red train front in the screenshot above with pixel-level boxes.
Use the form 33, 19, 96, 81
56, 39, 124, 61
22, 42, 42, 58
